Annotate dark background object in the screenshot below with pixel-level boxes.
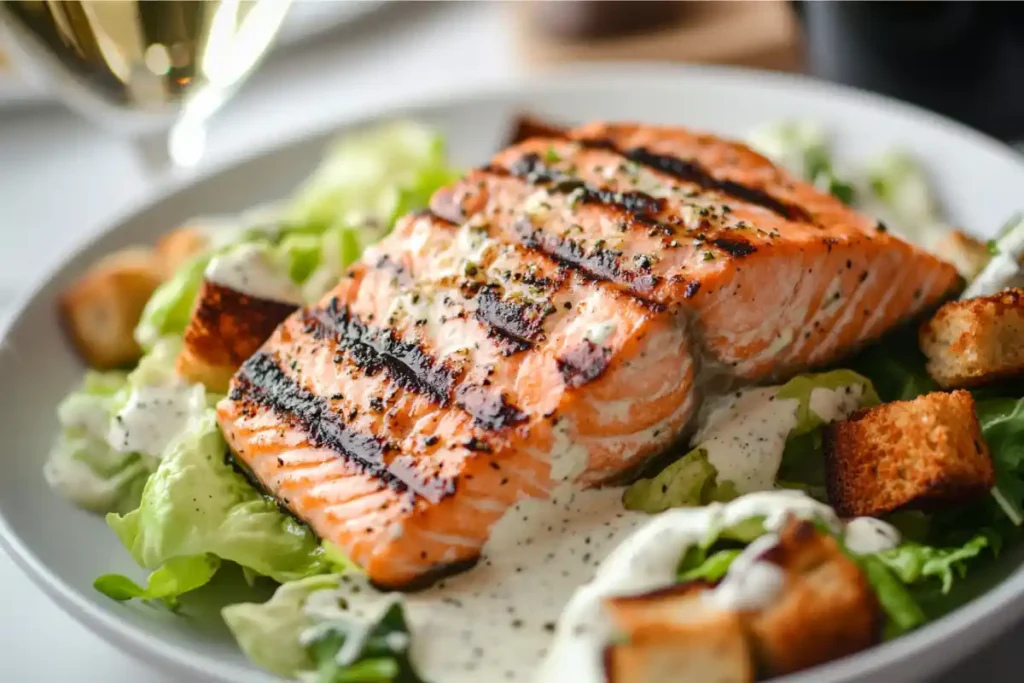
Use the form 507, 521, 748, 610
796, 0, 1024, 142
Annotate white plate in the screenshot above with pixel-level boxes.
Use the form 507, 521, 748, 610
2, 64, 1024, 683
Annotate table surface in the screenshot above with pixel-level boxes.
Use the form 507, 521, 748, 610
0, 1, 1020, 680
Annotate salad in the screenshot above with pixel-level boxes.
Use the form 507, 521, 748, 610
44, 116, 1024, 683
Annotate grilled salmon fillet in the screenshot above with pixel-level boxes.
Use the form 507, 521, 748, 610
217, 121, 958, 587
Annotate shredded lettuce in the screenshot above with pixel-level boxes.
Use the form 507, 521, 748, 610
746, 120, 856, 204
97, 412, 342, 605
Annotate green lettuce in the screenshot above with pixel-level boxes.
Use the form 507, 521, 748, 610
285, 119, 461, 233
625, 371, 878, 512
223, 575, 425, 682
97, 412, 340, 605
876, 536, 990, 594
134, 121, 458, 350
678, 548, 741, 583
622, 449, 736, 514
854, 554, 927, 639
44, 370, 151, 514
223, 574, 343, 676
746, 120, 855, 204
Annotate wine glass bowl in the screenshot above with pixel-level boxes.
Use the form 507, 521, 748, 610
0, 0, 293, 171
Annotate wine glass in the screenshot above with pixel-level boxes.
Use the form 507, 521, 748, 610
0, 0, 293, 174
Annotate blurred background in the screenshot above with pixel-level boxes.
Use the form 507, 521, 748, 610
0, 1, 1022, 680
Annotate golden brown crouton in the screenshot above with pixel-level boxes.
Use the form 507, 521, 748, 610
932, 230, 993, 281
605, 584, 754, 683
176, 280, 297, 391
824, 390, 994, 518
919, 288, 1024, 388
747, 519, 881, 676
58, 248, 165, 369
155, 225, 209, 277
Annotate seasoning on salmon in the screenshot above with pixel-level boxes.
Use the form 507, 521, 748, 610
217, 121, 958, 588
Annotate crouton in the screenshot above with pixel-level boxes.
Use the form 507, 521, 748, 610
176, 279, 297, 391
58, 248, 165, 369
919, 288, 1024, 388
154, 225, 209, 277
824, 390, 994, 518
932, 230, 993, 281
747, 519, 881, 676
604, 584, 754, 683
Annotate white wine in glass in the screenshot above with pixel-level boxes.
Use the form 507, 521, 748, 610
0, 0, 293, 171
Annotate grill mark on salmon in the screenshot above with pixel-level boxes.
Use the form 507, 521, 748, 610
474, 284, 550, 355
577, 138, 813, 223
504, 154, 668, 220
302, 299, 457, 405
557, 339, 613, 388
455, 384, 527, 430
232, 352, 456, 503
711, 236, 757, 258
510, 216, 664, 304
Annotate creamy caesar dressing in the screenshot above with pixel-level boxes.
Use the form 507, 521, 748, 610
299, 486, 645, 683
42, 436, 150, 512
548, 420, 591, 482
537, 490, 840, 683
107, 384, 207, 456
205, 244, 304, 305
693, 382, 866, 494
691, 387, 801, 493
706, 532, 786, 612
844, 517, 901, 555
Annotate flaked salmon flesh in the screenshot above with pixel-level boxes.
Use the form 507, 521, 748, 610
216, 121, 958, 587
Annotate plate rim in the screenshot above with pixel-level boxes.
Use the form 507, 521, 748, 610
2, 61, 1024, 683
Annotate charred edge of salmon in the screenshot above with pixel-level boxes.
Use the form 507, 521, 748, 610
506, 113, 570, 146
455, 384, 528, 430
574, 138, 814, 224
474, 284, 550, 355
372, 556, 483, 594
557, 339, 613, 388
303, 299, 457, 406
512, 216, 666, 309
231, 351, 457, 503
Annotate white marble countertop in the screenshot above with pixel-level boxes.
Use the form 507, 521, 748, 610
0, 1, 1020, 680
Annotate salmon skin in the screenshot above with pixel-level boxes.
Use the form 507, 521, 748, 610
217, 121, 958, 588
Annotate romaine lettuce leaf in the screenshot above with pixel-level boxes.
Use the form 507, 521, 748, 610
678, 548, 741, 583
99, 411, 338, 603
223, 575, 425, 683
44, 370, 152, 514
285, 120, 461, 233
876, 536, 990, 594
623, 449, 737, 514
135, 254, 211, 351
93, 555, 220, 608
854, 554, 928, 639
223, 574, 343, 677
